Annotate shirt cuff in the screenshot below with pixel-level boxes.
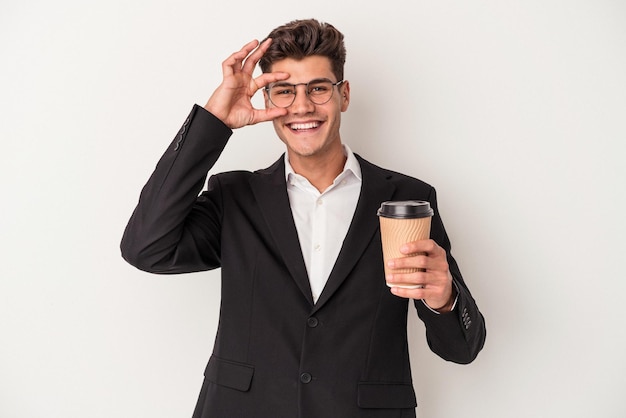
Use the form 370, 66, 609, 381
421, 281, 459, 314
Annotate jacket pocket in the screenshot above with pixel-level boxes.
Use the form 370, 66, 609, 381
357, 382, 417, 409
204, 355, 255, 392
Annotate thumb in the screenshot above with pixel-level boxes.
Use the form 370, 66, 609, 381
249, 107, 288, 125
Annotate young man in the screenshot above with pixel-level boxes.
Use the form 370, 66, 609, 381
121, 19, 485, 418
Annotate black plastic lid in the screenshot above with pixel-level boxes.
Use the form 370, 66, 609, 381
377, 200, 433, 219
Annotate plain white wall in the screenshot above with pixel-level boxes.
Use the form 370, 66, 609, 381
1, 1, 625, 417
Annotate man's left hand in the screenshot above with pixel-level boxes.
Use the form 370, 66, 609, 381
386, 239, 456, 312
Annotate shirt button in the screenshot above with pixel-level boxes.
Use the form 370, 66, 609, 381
300, 373, 312, 384
314, 244, 321, 251
317, 199, 323, 205
307, 317, 319, 328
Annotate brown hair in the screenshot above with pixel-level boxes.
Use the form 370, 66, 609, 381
259, 19, 346, 81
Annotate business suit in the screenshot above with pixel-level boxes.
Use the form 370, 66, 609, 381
121, 104, 486, 417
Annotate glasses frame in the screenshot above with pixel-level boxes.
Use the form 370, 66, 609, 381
264, 78, 345, 108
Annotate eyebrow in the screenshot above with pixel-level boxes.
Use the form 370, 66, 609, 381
270, 78, 333, 87
269, 81, 294, 87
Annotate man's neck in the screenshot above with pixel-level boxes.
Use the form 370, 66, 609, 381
288, 147, 347, 193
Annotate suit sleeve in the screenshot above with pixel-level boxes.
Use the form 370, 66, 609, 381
414, 187, 487, 364
120, 105, 232, 274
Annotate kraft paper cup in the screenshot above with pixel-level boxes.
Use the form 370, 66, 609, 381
378, 200, 433, 289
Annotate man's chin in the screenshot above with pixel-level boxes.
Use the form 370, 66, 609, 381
284, 137, 320, 158
287, 147, 317, 159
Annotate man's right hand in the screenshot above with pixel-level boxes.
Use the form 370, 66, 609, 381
204, 38, 289, 129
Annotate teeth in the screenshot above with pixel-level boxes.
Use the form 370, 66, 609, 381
290, 122, 319, 130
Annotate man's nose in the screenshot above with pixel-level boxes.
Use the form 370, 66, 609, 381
290, 85, 315, 112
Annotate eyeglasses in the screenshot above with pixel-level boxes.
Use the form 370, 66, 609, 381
265, 78, 345, 108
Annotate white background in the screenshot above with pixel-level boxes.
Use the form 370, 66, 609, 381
1, 1, 625, 417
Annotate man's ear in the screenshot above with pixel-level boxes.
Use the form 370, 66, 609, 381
340, 80, 350, 112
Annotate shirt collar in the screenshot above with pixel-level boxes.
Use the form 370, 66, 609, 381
284, 144, 362, 185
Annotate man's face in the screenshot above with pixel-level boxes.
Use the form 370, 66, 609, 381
265, 56, 350, 163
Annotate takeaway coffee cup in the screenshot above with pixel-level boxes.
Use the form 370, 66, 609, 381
377, 200, 434, 288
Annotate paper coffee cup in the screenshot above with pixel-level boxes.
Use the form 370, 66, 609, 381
377, 200, 433, 289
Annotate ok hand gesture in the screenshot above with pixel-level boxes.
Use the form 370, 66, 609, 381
204, 39, 290, 129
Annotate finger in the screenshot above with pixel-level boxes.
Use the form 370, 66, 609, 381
222, 39, 260, 77
391, 285, 451, 311
386, 270, 426, 287
248, 107, 289, 125
242, 38, 273, 74
400, 239, 439, 256
253, 71, 290, 90
387, 254, 428, 271
390, 286, 427, 300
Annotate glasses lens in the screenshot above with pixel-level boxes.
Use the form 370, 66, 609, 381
307, 80, 334, 104
268, 83, 296, 108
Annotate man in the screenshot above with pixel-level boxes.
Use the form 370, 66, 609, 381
121, 19, 485, 418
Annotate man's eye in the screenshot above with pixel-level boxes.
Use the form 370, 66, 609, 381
274, 88, 295, 95
309, 84, 330, 94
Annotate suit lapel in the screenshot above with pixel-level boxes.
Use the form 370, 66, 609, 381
249, 157, 314, 305
250, 154, 396, 310
313, 155, 396, 312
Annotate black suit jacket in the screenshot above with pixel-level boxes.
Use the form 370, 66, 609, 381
121, 105, 486, 418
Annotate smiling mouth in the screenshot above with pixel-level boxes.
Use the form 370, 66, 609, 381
289, 122, 320, 131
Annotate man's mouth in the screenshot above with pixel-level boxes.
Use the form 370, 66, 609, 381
289, 122, 320, 131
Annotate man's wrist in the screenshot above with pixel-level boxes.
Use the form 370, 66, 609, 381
426, 285, 458, 313
432, 290, 456, 313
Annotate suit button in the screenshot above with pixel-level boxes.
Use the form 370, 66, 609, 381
307, 317, 319, 328
173, 118, 190, 151
300, 373, 312, 384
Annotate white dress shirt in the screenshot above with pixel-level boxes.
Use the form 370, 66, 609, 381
285, 145, 362, 303
285, 145, 456, 312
